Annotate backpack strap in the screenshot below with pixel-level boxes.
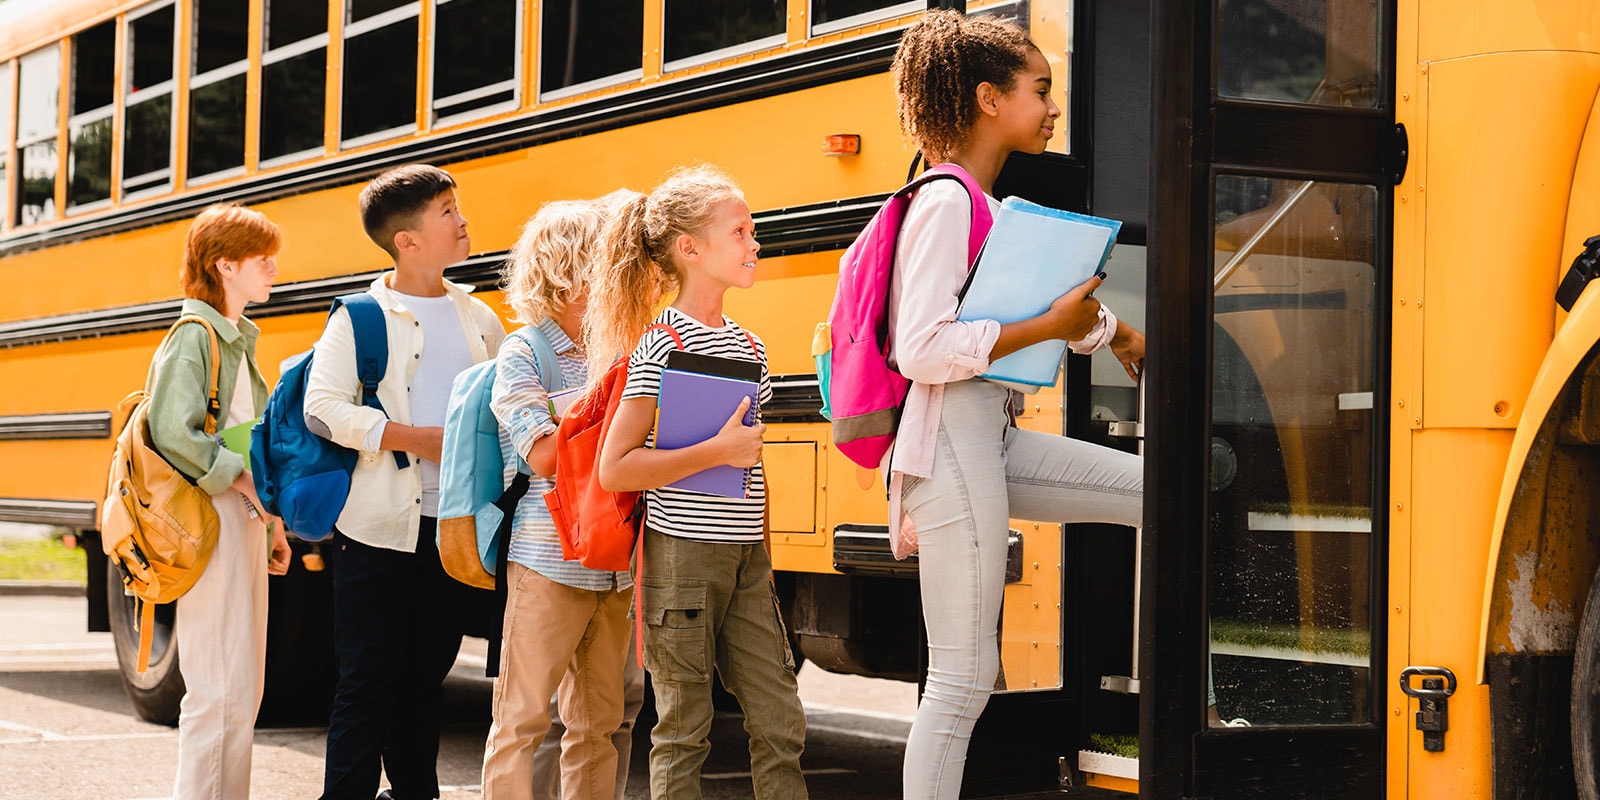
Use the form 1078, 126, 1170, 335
147, 315, 225, 435
897, 163, 994, 270
331, 293, 408, 469
509, 325, 565, 394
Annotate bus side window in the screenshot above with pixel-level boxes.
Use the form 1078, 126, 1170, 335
809, 1, 921, 36
342, 0, 420, 145
188, 0, 249, 183
0, 61, 11, 230
125, 4, 177, 198
538, 0, 643, 99
15, 44, 59, 227
68, 21, 116, 211
431, 0, 518, 123
663, 0, 784, 70
261, 0, 329, 166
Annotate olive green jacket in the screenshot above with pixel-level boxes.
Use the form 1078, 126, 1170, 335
147, 299, 269, 496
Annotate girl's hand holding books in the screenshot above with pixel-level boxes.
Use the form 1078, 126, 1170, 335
1044, 273, 1106, 341
712, 396, 766, 469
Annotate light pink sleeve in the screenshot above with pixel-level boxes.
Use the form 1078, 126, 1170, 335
887, 181, 1002, 385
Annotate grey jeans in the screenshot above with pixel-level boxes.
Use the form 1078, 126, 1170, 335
901, 379, 1142, 800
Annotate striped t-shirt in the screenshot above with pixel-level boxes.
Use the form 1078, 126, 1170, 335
621, 307, 771, 544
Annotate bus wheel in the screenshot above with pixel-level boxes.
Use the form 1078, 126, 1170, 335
1572, 566, 1600, 799
106, 556, 184, 726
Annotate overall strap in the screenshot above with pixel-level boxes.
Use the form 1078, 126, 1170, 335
901, 163, 994, 268
332, 293, 408, 469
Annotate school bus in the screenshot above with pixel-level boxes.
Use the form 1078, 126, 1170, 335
2, 0, 1599, 797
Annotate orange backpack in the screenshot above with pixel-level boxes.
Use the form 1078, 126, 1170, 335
542, 323, 682, 572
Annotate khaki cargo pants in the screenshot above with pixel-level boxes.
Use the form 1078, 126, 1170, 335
634, 528, 808, 800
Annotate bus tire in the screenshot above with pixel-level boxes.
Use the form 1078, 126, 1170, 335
106, 556, 185, 726
1572, 565, 1600, 799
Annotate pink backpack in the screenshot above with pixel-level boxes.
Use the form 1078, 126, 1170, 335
822, 163, 993, 469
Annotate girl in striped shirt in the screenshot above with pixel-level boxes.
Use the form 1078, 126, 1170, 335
590, 166, 808, 800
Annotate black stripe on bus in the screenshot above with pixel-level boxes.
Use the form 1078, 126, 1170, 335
0, 497, 99, 528
0, 31, 900, 260
0, 196, 878, 349
0, 412, 113, 440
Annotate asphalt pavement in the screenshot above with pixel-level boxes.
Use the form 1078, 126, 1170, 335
0, 594, 918, 800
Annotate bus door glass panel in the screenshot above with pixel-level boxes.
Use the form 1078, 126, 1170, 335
1217, 0, 1378, 108
538, 0, 644, 99
125, 4, 177, 196
69, 21, 116, 210
342, 0, 419, 145
261, 0, 329, 166
0, 61, 11, 227
989, 0, 1076, 696
663, 0, 785, 70
16, 44, 60, 226
1209, 175, 1377, 726
189, 0, 249, 182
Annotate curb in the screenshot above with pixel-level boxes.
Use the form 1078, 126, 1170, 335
0, 580, 86, 597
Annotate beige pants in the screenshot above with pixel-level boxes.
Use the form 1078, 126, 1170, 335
173, 490, 269, 800
532, 632, 646, 800
483, 563, 634, 800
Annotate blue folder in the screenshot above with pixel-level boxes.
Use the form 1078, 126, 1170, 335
957, 197, 1121, 387
657, 369, 759, 498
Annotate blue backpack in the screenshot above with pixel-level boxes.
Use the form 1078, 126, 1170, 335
437, 326, 561, 589
250, 293, 406, 541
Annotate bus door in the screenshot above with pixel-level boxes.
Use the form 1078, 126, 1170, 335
1144, 0, 1400, 796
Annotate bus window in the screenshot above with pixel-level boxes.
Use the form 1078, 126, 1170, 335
537, 0, 643, 99
809, 1, 921, 35
68, 20, 116, 211
1217, 0, 1378, 107
0, 62, 11, 228
124, 3, 177, 197
341, 0, 419, 145
188, 0, 249, 182
664, 0, 785, 70
1209, 175, 1379, 726
15, 44, 59, 226
261, 0, 329, 166
431, 0, 518, 123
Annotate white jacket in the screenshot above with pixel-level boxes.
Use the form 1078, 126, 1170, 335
303, 272, 506, 552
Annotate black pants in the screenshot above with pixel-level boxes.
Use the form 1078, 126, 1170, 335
320, 519, 469, 800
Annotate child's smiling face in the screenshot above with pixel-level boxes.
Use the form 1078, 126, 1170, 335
689, 198, 760, 291
993, 47, 1060, 156
404, 189, 471, 266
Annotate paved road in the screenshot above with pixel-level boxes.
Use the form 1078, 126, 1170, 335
0, 594, 918, 800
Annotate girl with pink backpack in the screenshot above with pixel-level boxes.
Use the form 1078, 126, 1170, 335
875, 11, 1147, 799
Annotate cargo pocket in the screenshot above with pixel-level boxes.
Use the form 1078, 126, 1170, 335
641, 577, 710, 683
770, 590, 797, 672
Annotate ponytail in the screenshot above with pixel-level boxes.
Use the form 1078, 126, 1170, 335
583, 166, 744, 380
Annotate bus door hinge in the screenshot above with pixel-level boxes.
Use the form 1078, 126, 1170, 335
1400, 666, 1457, 752
1384, 123, 1410, 186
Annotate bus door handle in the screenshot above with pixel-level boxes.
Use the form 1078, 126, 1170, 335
1400, 666, 1457, 752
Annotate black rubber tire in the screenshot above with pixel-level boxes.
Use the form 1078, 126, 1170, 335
106, 556, 185, 726
1572, 566, 1600, 800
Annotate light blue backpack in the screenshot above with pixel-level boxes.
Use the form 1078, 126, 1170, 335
437, 326, 562, 589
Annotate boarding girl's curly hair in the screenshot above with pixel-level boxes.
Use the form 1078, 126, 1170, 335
891, 10, 1038, 163
501, 200, 606, 327
583, 166, 744, 379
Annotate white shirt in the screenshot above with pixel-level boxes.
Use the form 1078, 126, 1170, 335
303, 273, 505, 553
393, 292, 473, 516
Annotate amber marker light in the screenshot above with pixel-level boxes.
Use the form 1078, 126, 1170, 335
822, 134, 861, 156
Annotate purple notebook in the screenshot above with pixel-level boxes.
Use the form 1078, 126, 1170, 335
657, 368, 759, 497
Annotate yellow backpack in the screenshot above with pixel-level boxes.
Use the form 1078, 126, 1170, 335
101, 315, 224, 673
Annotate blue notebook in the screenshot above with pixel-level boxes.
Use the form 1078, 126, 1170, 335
957, 197, 1121, 387
657, 369, 759, 497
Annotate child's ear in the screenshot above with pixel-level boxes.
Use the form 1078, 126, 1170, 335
393, 229, 416, 254
974, 81, 1001, 117
674, 233, 699, 261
